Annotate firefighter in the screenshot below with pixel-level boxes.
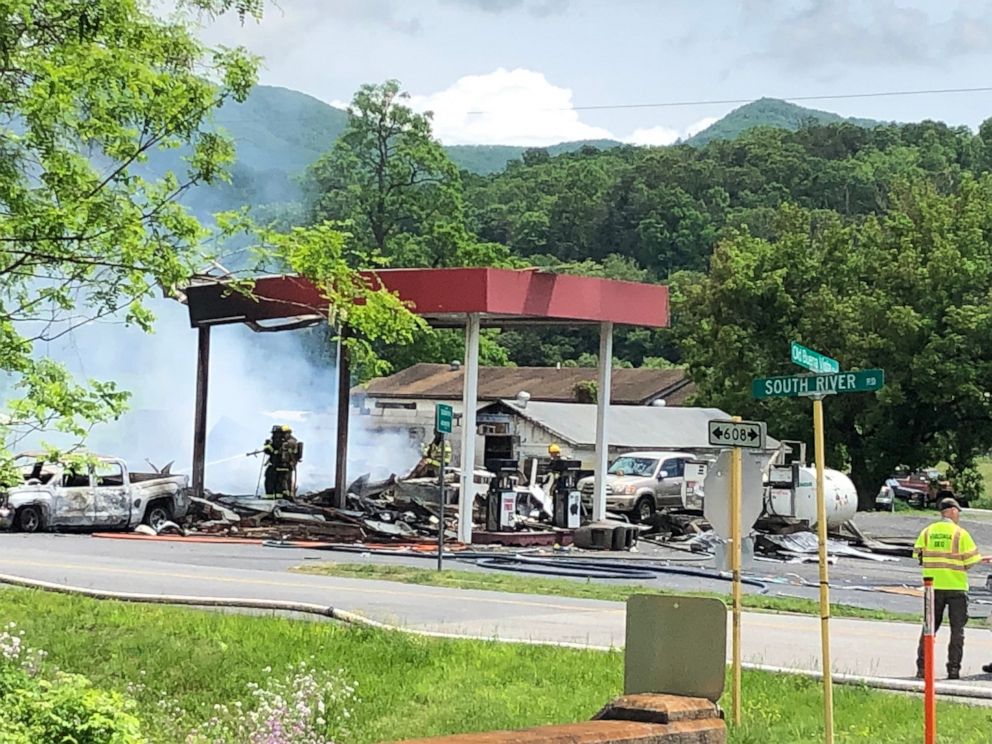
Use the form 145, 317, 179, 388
263, 425, 303, 499
420, 436, 452, 473
914, 497, 989, 679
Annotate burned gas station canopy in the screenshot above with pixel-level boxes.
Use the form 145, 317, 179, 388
182, 266, 670, 544
183, 267, 670, 329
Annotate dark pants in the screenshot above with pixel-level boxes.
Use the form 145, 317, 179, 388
916, 590, 968, 675
264, 466, 293, 498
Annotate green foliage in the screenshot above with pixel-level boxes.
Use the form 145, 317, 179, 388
252, 221, 428, 379
307, 80, 483, 267
0, 672, 144, 744
686, 98, 882, 146
0, 627, 142, 744
674, 176, 992, 501
17, 588, 992, 744
947, 465, 986, 505
0, 1, 257, 475
572, 380, 597, 403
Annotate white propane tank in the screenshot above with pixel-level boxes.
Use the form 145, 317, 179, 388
789, 466, 858, 527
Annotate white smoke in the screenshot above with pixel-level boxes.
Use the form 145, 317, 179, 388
17, 299, 421, 494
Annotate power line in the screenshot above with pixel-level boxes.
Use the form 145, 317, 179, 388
466, 86, 992, 115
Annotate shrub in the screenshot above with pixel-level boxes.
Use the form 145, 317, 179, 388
0, 623, 143, 744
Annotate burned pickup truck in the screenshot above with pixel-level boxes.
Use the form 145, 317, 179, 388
0, 453, 189, 533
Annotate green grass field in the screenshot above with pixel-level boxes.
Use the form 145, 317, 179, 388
291, 561, 919, 623
2, 588, 991, 743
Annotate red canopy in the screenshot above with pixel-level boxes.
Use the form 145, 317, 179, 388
184, 267, 669, 329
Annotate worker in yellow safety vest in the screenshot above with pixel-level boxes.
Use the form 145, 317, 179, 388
914, 497, 991, 679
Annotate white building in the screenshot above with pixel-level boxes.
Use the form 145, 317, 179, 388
352, 362, 697, 466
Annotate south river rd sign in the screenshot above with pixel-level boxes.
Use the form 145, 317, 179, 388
751, 369, 885, 399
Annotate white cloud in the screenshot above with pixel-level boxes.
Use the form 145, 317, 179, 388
626, 125, 680, 146
624, 116, 720, 146
685, 115, 719, 137
332, 70, 724, 149
409, 68, 615, 146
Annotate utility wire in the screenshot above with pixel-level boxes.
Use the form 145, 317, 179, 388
466, 86, 992, 115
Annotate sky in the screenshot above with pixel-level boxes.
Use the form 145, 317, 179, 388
197, 0, 992, 147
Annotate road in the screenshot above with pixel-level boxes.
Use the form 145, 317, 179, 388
4, 533, 992, 688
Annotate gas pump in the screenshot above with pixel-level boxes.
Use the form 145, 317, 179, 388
485, 459, 519, 532
550, 458, 582, 529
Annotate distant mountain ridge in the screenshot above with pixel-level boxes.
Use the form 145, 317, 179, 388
163, 86, 889, 216
686, 97, 884, 145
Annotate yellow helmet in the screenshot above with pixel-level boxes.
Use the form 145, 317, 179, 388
280, 425, 292, 433
548, 443, 561, 456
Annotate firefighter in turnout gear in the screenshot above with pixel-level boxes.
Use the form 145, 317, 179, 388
914, 497, 989, 679
421, 436, 452, 470
263, 425, 303, 499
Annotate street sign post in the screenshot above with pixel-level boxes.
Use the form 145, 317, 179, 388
791, 341, 840, 374
435, 403, 453, 434
705, 416, 766, 726
751, 367, 885, 744
752, 369, 884, 399
433, 403, 453, 571
708, 419, 766, 450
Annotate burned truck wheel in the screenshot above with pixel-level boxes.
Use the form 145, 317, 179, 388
15, 506, 42, 533
633, 496, 656, 523
143, 501, 173, 531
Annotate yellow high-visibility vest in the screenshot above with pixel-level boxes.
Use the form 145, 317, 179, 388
914, 519, 982, 591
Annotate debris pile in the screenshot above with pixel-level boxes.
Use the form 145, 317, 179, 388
175, 472, 461, 545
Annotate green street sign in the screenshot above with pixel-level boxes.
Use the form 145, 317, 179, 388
752, 369, 884, 399
435, 403, 454, 434
790, 341, 839, 374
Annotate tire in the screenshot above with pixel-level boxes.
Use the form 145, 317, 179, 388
16, 506, 42, 533
143, 501, 173, 531
633, 496, 656, 524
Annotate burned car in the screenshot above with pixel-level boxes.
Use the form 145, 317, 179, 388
875, 468, 960, 510
0, 453, 190, 532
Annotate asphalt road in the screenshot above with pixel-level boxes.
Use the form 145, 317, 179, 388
4, 531, 992, 687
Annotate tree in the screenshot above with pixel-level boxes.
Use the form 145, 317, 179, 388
0, 1, 258, 480
306, 80, 472, 267
674, 178, 992, 506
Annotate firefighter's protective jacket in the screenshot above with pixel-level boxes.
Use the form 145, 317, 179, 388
913, 518, 982, 591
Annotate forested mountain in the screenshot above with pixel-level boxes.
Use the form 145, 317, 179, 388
686, 98, 882, 145
165, 86, 890, 218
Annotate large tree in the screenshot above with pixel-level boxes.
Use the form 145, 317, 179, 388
674, 177, 992, 506
0, 1, 260, 477
306, 80, 511, 268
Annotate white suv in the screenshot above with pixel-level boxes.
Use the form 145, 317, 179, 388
578, 450, 695, 522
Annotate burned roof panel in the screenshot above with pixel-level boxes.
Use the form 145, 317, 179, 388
358, 363, 695, 406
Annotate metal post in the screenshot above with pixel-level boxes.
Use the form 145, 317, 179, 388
191, 326, 210, 500
923, 576, 936, 744
334, 330, 351, 509
730, 416, 743, 726
812, 396, 834, 744
437, 433, 445, 571
458, 313, 481, 544
593, 321, 614, 522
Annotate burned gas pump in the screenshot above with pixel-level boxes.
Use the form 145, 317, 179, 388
485, 459, 519, 532
550, 458, 582, 529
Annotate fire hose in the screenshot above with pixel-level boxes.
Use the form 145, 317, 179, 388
1, 572, 991, 702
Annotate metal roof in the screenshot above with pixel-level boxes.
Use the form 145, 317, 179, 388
358, 363, 695, 406
490, 400, 781, 451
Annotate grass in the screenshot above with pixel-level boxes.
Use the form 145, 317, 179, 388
2, 588, 992, 744
291, 561, 920, 623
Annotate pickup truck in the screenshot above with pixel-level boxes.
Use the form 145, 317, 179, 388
577, 450, 697, 522
0, 453, 190, 533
